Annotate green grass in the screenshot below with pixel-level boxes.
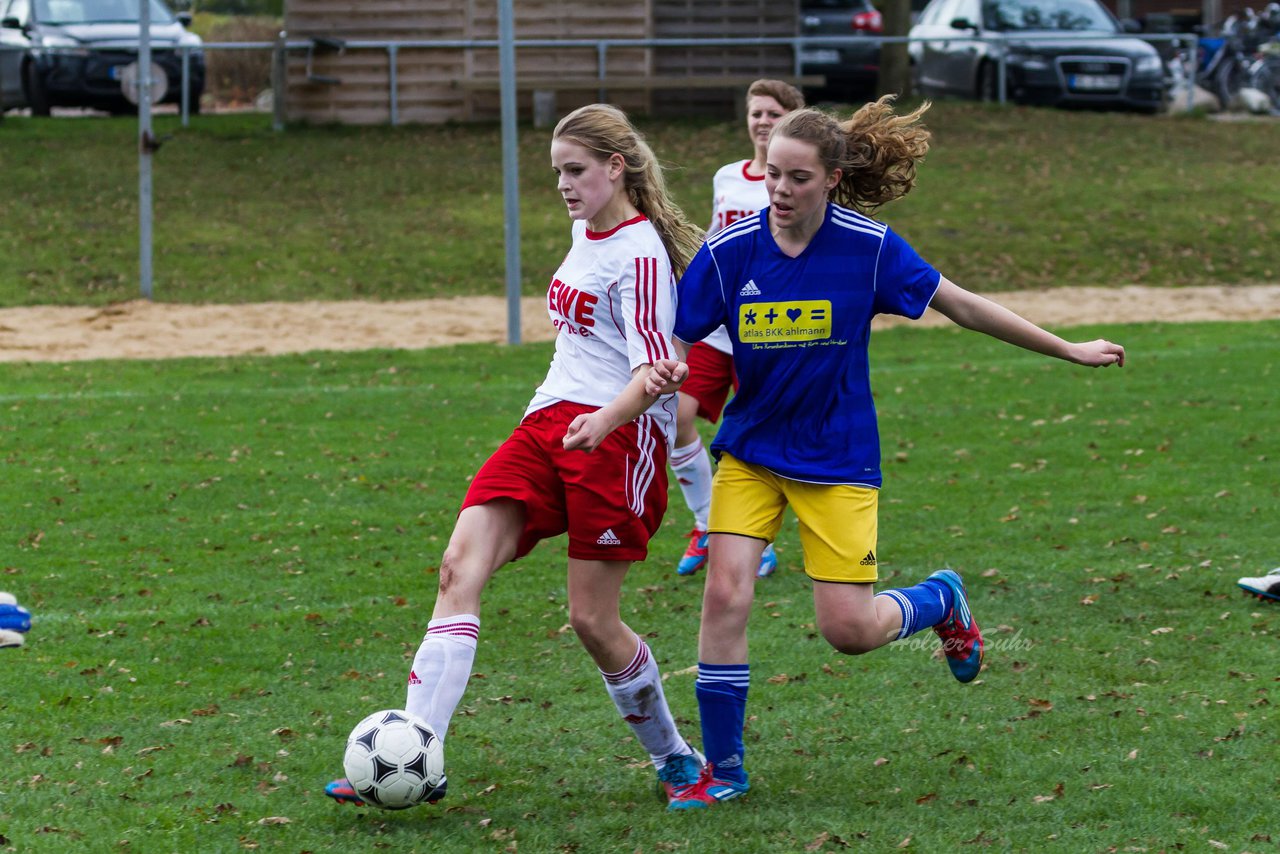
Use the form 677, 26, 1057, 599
1, 320, 1276, 852
0, 105, 1277, 306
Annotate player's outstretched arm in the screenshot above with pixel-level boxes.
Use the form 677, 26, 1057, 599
928, 277, 1125, 368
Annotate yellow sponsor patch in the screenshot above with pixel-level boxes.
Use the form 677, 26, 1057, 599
738, 300, 832, 343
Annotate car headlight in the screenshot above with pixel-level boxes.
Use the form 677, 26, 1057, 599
39, 34, 89, 57
1134, 54, 1163, 75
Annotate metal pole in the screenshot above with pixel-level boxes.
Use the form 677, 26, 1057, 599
138, 0, 153, 300
180, 44, 189, 126
998, 40, 1008, 103
388, 43, 399, 126
597, 42, 607, 103
272, 30, 287, 132
498, 0, 521, 345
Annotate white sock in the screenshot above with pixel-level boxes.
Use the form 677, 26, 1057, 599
600, 638, 692, 768
405, 614, 480, 742
669, 439, 713, 532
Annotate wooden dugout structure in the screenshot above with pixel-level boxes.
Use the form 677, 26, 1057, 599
282, 0, 806, 125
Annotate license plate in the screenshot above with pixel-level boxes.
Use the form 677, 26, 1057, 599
799, 49, 841, 65
1069, 73, 1121, 90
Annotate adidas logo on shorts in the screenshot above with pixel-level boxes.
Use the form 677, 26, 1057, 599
739, 279, 762, 296
597, 529, 622, 545
859, 550, 877, 566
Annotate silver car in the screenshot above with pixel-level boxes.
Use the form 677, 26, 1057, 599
909, 0, 1165, 111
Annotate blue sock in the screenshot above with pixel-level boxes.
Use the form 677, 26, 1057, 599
876, 576, 954, 640
695, 663, 749, 785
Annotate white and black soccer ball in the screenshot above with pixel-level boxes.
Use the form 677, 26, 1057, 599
342, 709, 445, 809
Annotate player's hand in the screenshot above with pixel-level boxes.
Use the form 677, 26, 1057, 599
1070, 339, 1126, 368
645, 359, 689, 396
562, 412, 610, 453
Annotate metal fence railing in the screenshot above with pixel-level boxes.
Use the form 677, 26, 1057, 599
2, 31, 1205, 129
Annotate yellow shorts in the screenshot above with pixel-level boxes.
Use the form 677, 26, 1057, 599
709, 453, 879, 583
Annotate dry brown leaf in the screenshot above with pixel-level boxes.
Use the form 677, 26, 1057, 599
805, 832, 831, 852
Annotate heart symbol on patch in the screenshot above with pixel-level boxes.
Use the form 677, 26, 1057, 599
786, 308, 802, 322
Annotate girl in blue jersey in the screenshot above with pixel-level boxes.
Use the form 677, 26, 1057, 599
652, 96, 1125, 807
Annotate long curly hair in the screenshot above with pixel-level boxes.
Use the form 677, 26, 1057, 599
771, 96, 932, 214
553, 104, 704, 277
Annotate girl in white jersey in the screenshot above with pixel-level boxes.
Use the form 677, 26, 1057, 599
651, 97, 1126, 807
673, 79, 805, 581
325, 104, 714, 811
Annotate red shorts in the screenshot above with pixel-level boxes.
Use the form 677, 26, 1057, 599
681, 342, 737, 423
462, 401, 669, 562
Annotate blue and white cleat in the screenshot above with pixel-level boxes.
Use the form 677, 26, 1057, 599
928, 569, 984, 683
0, 599, 31, 634
696, 763, 750, 803
1238, 568, 1280, 602
668, 762, 749, 808
756, 544, 778, 578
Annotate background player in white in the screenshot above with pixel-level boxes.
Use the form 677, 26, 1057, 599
325, 104, 713, 811
673, 79, 805, 580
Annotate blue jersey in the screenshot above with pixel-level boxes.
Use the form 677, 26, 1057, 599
673, 204, 940, 486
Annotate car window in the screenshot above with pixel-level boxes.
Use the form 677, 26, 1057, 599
925, 0, 963, 24
981, 0, 1116, 30
954, 0, 981, 22
36, 0, 175, 24
5, 0, 31, 22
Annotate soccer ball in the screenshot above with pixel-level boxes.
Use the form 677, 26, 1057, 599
342, 709, 445, 809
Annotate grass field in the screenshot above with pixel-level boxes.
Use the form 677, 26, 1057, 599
0, 104, 1277, 307
1, 318, 1276, 852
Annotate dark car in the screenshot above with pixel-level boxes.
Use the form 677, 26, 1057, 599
0, 0, 205, 115
909, 0, 1165, 111
799, 0, 884, 98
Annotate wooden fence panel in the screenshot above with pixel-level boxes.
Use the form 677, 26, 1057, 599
283, 0, 798, 124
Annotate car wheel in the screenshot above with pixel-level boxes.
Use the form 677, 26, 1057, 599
978, 61, 1006, 102
23, 62, 51, 116
187, 86, 202, 114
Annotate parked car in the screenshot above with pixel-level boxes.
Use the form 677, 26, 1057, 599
0, 0, 205, 115
799, 0, 884, 98
909, 0, 1165, 111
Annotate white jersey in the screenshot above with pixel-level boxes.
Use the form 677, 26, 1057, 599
699, 160, 771, 355
527, 215, 680, 442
